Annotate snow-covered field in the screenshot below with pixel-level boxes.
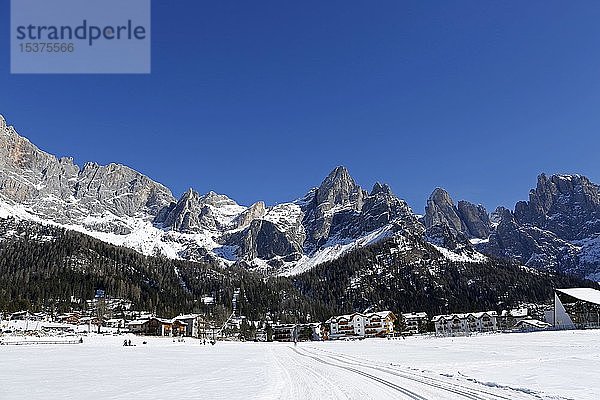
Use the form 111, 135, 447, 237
1, 330, 597, 399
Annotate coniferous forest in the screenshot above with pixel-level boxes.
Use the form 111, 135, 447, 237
0, 218, 597, 322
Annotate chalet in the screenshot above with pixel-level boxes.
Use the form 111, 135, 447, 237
272, 324, 296, 342
514, 319, 551, 332
127, 319, 149, 334
105, 318, 126, 329
327, 311, 396, 339
497, 308, 530, 330
57, 313, 82, 325
401, 312, 428, 335
127, 318, 187, 336
271, 323, 321, 342
174, 314, 204, 337
79, 316, 103, 327
254, 329, 267, 342
432, 311, 498, 336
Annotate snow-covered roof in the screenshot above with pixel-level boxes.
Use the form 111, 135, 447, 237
326, 313, 359, 323
127, 319, 149, 326
402, 312, 427, 319
175, 314, 201, 320
515, 319, 551, 329
371, 311, 394, 319
557, 288, 600, 306
509, 308, 529, 317
326, 311, 394, 323
432, 311, 497, 322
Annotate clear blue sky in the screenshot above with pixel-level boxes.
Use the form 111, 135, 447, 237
2, 1, 599, 213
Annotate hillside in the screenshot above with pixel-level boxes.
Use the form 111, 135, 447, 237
0, 218, 330, 321
293, 235, 597, 317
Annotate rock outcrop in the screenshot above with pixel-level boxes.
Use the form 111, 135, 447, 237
0, 116, 174, 223
457, 200, 491, 239
423, 188, 490, 245
514, 174, 600, 240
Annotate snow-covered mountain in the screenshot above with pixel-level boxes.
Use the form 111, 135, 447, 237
1, 114, 599, 279
0, 115, 445, 275
422, 175, 600, 280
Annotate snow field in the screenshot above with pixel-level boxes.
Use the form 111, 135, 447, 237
1, 330, 598, 399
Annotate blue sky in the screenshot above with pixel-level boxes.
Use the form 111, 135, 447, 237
1, 1, 599, 213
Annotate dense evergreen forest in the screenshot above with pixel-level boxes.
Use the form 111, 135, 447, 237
292, 236, 599, 317
0, 218, 331, 322
1, 218, 597, 323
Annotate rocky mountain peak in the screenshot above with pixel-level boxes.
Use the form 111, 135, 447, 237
159, 189, 202, 232
232, 201, 267, 229
0, 116, 175, 222
315, 166, 365, 209
514, 173, 600, 240
483, 176, 600, 278
300, 166, 369, 249
424, 188, 491, 242
457, 200, 491, 239
201, 190, 239, 208
160, 188, 249, 233
371, 182, 392, 196
2, 113, 599, 280
424, 188, 465, 233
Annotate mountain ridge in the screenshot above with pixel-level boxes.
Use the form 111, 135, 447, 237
1, 114, 599, 280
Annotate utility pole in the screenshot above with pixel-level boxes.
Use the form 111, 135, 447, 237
95, 289, 106, 334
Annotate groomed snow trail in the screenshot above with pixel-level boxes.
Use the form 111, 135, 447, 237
1, 332, 590, 399
269, 345, 555, 400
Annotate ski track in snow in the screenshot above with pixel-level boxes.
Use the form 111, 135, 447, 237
1, 331, 595, 400
294, 347, 534, 400
277, 346, 543, 400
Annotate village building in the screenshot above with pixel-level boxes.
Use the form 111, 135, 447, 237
56, 313, 82, 325
514, 319, 551, 332
326, 311, 396, 339
432, 311, 498, 336
174, 314, 204, 337
254, 329, 268, 342
126, 318, 187, 336
497, 308, 530, 330
272, 324, 296, 342
401, 312, 428, 335
105, 318, 126, 329
127, 319, 149, 334
271, 323, 322, 342
79, 316, 103, 327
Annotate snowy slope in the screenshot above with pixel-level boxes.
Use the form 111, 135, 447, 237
278, 225, 396, 276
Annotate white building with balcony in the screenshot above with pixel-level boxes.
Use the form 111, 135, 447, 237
432, 311, 497, 336
326, 311, 396, 339
401, 312, 428, 334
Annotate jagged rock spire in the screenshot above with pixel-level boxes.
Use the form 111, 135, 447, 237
316, 166, 364, 208
425, 188, 490, 240
371, 182, 392, 196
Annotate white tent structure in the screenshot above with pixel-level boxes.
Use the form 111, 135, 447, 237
551, 288, 600, 329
